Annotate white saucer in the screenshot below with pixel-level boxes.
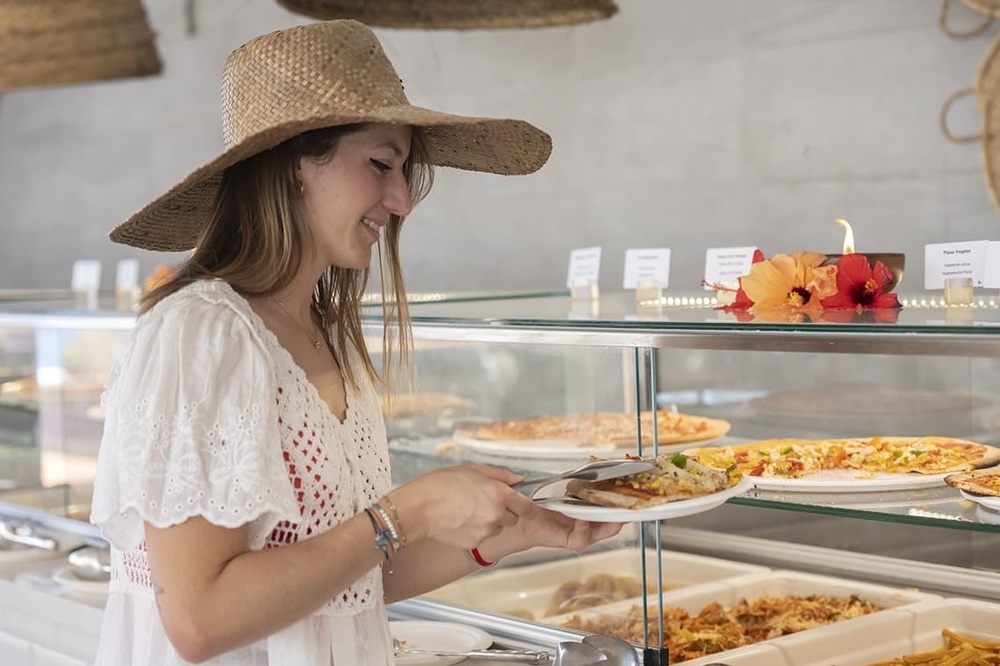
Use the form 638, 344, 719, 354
51, 565, 110, 599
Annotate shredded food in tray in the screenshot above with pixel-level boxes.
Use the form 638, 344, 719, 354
545, 573, 644, 617
869, 628, 1000, 665
562, 594, 883, 661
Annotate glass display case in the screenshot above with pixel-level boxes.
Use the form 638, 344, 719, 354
2, 290, 1000, 664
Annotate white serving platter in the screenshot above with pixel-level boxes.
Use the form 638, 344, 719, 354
773, 597, 1000, 665
423, 547, 768, 622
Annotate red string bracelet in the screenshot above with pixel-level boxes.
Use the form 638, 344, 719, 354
469, 547, 496, 568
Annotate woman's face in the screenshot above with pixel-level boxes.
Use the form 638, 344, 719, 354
296, 123, 413, 271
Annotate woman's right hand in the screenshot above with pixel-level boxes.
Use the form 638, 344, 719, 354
389, 463, 534, 549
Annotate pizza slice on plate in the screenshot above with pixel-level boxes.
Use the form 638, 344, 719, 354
565, 453, 740, 509
945, 468, 1000, 497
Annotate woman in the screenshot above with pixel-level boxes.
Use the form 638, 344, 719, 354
91, 19, 621, 666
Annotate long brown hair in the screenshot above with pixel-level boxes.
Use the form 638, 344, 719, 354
141, 123, 434, 391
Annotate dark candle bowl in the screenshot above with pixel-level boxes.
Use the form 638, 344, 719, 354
821, 253, 905, 293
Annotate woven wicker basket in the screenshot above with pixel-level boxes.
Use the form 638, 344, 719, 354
0, 0, 161, 92
941, 30, 1000, 214
276, 0, 618, 29
940, 0, 1000, 39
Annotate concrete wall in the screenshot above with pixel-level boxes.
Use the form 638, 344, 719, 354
0, 0, 995, 293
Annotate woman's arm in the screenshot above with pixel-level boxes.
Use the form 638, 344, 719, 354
145, 513, 382, 664
382, 502, 624, 603
145, 463, 534, 663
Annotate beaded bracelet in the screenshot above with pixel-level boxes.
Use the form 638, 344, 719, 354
381, 496, 407, 549
364, 507, 394, 573
372, 502, 403, 554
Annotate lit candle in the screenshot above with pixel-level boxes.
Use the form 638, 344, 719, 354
822, 219, 906, 292
836, 219, 855, 254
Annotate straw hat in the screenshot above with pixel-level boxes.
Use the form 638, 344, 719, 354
110, 20, 552, 252
941, 29, 1000, 214
276, 0, 618, 29
0, 0, 161, 92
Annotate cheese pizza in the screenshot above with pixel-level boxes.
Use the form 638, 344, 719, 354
945, 468, 1000, 497
565, 453, 741, 509
463, 410, 730, 448
685, 436, 1000, 479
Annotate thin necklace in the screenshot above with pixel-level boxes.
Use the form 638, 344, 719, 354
274, 299, 322, 349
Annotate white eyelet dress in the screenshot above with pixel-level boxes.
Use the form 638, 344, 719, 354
90, 280, 393, 665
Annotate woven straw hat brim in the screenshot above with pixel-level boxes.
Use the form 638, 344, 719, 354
110, 105, 551, 252
276, 0, 617, 29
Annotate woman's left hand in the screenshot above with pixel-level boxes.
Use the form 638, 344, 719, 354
480, 503, 623, 557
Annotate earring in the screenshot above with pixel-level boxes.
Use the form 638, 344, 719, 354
295, 180, 304, 196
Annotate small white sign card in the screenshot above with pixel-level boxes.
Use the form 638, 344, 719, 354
984, 242, 1000, 289
622, 248, 671, 289
566, 246, 602, 288
703, 246, 758, 290
71, 260, 102, 293
924, 241, 989, 289
115, 259, 140, 293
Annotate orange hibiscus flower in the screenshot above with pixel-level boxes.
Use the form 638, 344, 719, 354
740, 251, 838, 318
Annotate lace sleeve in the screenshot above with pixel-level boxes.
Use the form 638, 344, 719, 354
91, 287, 299, 550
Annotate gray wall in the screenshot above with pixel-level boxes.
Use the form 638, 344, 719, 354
0, 0, 995, 293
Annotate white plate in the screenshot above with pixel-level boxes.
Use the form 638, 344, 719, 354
452, 425, 721, 460
537, 476, 754, 523
390, 621, 492, 666
960, 489, 1000, 512
51, 566, 110, 597
452, 430, 628, 459
751, 469, 951, 493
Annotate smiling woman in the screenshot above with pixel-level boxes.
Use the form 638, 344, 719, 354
89, 18, 622, 666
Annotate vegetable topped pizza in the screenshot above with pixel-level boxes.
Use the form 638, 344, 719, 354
684, 436, 1000, 479
565, 453, 742, 509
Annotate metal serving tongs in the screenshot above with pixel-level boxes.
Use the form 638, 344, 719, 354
513, 459, 657, 499
393, 638, 551, 663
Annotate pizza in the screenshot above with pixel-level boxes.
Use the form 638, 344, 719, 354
684, 436, 1000, 479
381, 392, 473, 419
944, 468, 1000, 497
461, 410, 730, 448
565, 453, 741, 509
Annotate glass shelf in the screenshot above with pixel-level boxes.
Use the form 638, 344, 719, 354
731, 486, 1000, 534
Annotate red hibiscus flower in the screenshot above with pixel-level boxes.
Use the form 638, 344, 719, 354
820, 253, 900, 312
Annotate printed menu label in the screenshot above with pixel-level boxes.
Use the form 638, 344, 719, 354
623, 248, 671, 289
703, 246, 757, 289
924, 241, 988, 289
985, 242, 1000, 289
71, 260, 102, 293
116, 259, 140, 292
566, 246, 602, 288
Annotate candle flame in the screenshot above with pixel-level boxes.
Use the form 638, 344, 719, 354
836, 218, 855, 254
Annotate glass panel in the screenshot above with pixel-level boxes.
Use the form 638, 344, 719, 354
400, 290, 1000, 336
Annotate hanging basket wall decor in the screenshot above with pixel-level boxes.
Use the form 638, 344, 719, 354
940, 30, 1000, 215
0, 0, 162, 93
275, 0, 618, 29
